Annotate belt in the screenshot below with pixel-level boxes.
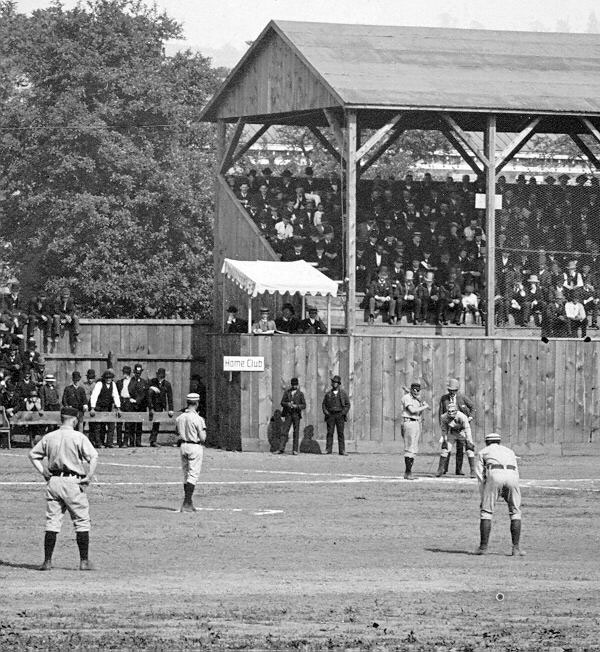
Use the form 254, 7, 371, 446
179, 440, 201, 445
403, 417, 418, 421
487, 464, 516, 470
50, 470, 84, 478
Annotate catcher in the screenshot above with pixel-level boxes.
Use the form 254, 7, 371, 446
436, 404, 476, 478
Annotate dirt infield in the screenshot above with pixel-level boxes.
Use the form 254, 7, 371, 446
1, 447, 599, 651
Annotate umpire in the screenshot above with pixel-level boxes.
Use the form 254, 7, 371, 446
29, 407, 98, 571
438, 378, 475, 475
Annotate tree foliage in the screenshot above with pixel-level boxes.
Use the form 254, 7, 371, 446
0, 0, 221, 318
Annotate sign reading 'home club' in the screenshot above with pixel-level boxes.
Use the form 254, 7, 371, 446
223, 356, 265, 372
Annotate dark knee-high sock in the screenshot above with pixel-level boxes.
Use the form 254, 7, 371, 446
44, 531, 57, 562
76, 531, 89, 561
510, 520, 521, 546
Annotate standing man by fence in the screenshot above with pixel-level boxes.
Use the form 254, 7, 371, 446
278, 377, 306, 455
149, 368, 174, 448
128, 364, 149, 447
322, 375, 350, 455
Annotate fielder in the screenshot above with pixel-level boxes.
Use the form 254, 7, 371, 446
475, 432, 525, 556
29, 407, 98, 571
436, 405, 476, 478
175, 392, 207, 512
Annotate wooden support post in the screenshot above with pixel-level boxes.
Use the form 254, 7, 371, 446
581, 117, 600, 147
356, 114, 403, 161
232, 124, 270, 163
326, 294, 332, 335
214, 120, 227, 328
247, 296, 252, 334
301, 295, 306, 319
219, 118, 245, 174
570, 132, 600, 171
485, 114, 497, 337
346, 110, 357, 445
496, 117, 541, 173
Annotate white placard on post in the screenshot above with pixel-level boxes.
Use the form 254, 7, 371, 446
223, 356, 265, 372
475, 193, 503, 210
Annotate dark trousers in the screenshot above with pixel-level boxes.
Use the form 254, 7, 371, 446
279, 413, 301, 452
117, 398, 134, 446
149, 411, 164, 444
132, 404, 145, 446
98, 422, 115, 447
325, 413, 346, 454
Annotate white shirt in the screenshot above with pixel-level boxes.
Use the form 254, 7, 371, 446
120, 376, 131, 398
90, 381, 121, 410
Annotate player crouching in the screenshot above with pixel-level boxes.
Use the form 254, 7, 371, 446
436, 405, 476, 478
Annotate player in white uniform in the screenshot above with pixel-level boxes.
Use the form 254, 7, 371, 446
29, 407, 99, 570
436, 405, 475, 477
475, 432, 524, 556
175, 392, 207, 512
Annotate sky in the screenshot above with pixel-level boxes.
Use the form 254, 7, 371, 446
14, 0, 600, 67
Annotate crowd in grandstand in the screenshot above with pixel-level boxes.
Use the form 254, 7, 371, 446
230, 165, 600, 335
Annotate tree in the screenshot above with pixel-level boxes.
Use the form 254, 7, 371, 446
0, 0, 222, 318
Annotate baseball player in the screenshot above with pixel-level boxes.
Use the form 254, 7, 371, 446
175, 392, 207, 512
436, 405, 476, 477
475, 432, 525, 556
400, 381, 430, 479
29, 406, 98, 571
438, 378, 475, 475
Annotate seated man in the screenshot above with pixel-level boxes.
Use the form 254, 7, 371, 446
461, 284, 481, 325
522, 274, 545, 327
55, 288, 81, 351
366, 266, 396, 324
225, 305, 248, 333
564, 288, 588, 338
299, 306, 327, 334
27, 291, 56, 351
275, 303, 300, 334
20, 387, 45, 446
439, 275, 463, 326
581, 279, 599, 329
414, 271, 441, 324
252, 307, 276, 335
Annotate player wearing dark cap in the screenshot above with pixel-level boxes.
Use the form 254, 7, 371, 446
29, 406, 99, 571
400, 382, 430, 479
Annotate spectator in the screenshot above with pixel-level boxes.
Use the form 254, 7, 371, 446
461, 284, 481, 325
148, 368, 174, 448
82, 369, 98, 444
366, 266, 395, 324
129, 363, 150, 447
89, 369, 121, 448
21, 387, 44, 446
61, 371, 88, 431
56, 288, 81, 350
40, 374, 61, 412
116, 365, 134, 447
27, 291, 55, 352
565, 289, 588, 338
300, 306, 327, 334
225, 305, 248, 333
275, 303, 300, 334
414, 271, 441, 324
252, 307, 276, 335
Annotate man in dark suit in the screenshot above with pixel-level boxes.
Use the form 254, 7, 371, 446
275, 303, 300, 334
278, 377, 306, 454
322, 375, 351, 455
225, 305, 248, 333
438, 378, 476, 475
116, 365, 134, 447
299, 306, 327, 334
128, 363, 150, 447
56, 288, 81, 351
148, 368, 174, 447
27, 291, 56, 352
61, 371, 88, 431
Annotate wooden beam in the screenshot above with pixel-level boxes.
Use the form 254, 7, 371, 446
581, 117, 600, 147
359, 125, 405, 176
219, 118, 245, 174
345, 109, 358, 444
441, 128, 484, 177
496, 117, 541, 173
484, 114, 497, 337
356, 114, 403, 161
569, 133, 600, 171
440, 113, 489, 168
308, 125, 346, 166
232, 124, 270, 163
324, 108, 345, 152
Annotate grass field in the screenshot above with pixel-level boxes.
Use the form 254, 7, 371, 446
1, 446, 600, 651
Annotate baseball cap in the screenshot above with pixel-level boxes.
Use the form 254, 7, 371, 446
61, 407, 79, 418
186, 392, 200, 401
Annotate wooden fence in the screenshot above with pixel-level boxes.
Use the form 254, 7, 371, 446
29, 319, 210, 418
207, 334, 600, 452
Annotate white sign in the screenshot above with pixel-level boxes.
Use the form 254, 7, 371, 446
223, 356, 265, 372
475, 193, 503, 210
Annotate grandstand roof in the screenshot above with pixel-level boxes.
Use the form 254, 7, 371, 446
201, 20, 600, 124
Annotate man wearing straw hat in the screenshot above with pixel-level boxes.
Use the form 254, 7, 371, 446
175, 392, 207, 512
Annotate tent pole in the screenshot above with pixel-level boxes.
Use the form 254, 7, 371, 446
327, 295, 331, 334
247, 296, 252, 334
301, 295, 306, 319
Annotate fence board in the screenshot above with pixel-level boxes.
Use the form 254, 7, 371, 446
553, 342, 566, 444
393, 339, 406, 441
369, 337, 383, 442
563, 341, 577, 443
382, 338, 395, 441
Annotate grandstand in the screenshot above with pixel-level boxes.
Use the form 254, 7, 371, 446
200, 20, 600, 452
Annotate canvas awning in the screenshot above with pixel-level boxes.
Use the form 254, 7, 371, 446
221, 259, 339, 298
